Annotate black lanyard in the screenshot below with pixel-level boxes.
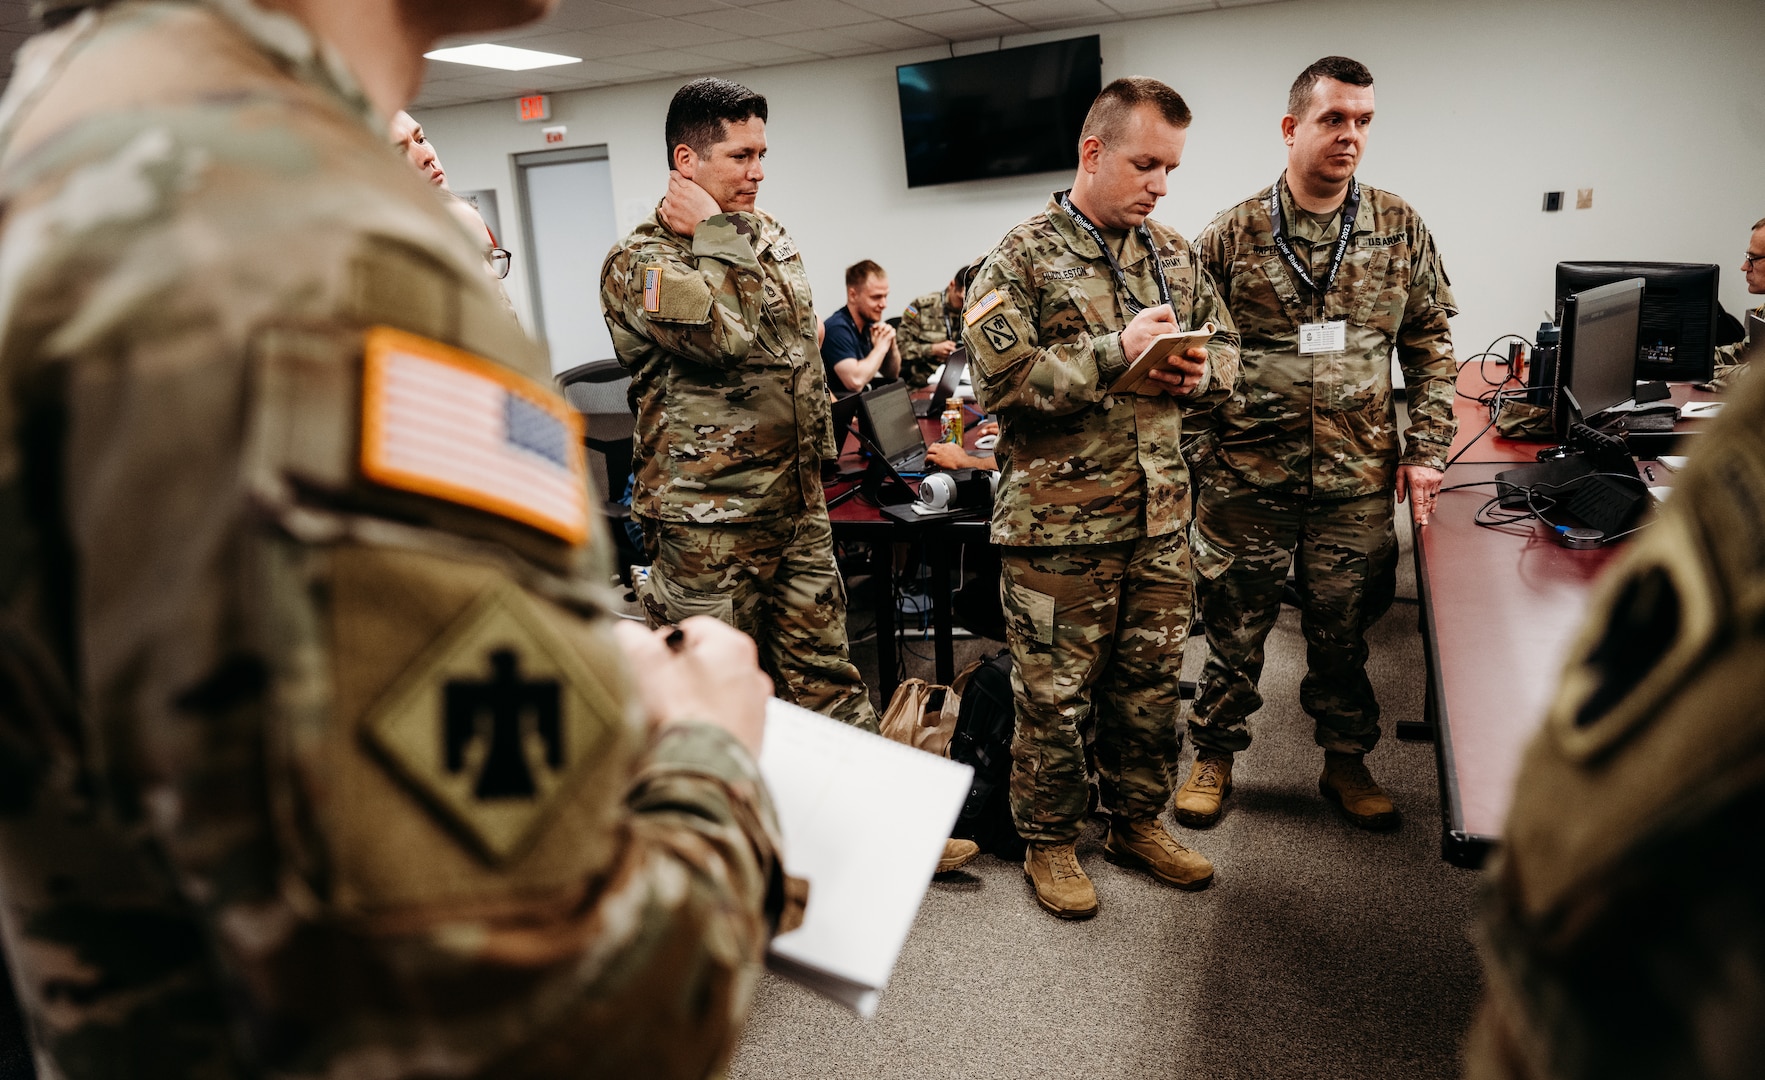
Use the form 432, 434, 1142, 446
1268, 176, 1360, 305
1057, 190, 1171, 316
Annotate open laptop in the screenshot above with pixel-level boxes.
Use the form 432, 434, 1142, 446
859, 381, 929, 476
912, 348, 969, 419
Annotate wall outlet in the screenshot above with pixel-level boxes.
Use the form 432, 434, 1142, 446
1543, 191, 1564, 212
1576, 188, 1593, 209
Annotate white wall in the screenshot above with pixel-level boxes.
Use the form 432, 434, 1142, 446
419, 0, 1765, 366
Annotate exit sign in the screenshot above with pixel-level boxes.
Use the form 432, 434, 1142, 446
517, 94, 550, 122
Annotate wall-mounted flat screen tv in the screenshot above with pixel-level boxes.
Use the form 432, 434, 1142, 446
897, 36, 1101, 189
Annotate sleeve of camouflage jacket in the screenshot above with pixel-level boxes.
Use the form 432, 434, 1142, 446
1185, 247, 1241, 408
605, 212, 771, 372
1395, 221, 1459, 471
896, 301, 937, 369
966, 243, 1133, 418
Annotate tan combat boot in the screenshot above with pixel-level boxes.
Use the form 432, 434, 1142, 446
1103, 818, 1214, 890
1319, 751, 1400, 830
1023, 841, 1099, 919
1173, 750, 1234, 827
937, 838, 979, 873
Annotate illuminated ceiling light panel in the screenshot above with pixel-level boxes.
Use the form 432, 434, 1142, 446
424, 44, 583, 71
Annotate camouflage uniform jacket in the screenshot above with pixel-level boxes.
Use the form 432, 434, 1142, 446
1711, 300, 1762, 390
602, 207, 835, 524
0, 3, 787, 1077
965, 193, 1241, 546
897, 288, 958, 387
1195, 176, 1458, 498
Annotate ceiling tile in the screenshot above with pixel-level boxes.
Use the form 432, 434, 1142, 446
540, 1, 670, 30
600, 0, 731, 15
599, 17, 732, 46
490, 28, 662, 60
989, 0, 1115, 22
833, 20, 947, 47
765, 28, 879, 54
1099, 0, 1215, 12
616, 48, 733, 72
841, 0, 974, 16
691, 38, 819, 62
680, 7, 806, 35
743, 0, 879, 29
901, 6, 1028, 35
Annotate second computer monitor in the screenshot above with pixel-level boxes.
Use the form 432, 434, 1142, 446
1554, 261, 1719, 383
1560, 276, 1645, 426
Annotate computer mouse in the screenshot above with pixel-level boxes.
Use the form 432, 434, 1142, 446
975, 434, 998, 450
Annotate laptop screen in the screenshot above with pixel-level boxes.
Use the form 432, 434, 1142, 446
930, 349, 967, 409
862, 382, 925, 462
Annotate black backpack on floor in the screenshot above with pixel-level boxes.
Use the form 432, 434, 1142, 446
947, 650, 1027, 860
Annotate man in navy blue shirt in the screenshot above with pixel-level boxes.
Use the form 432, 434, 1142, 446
821, 259, 901, 395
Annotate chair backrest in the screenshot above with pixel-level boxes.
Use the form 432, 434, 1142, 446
555, 359, 631, 420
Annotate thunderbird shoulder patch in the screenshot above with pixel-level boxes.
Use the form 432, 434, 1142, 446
363, 584, 621, 863
360, 326, 589, 545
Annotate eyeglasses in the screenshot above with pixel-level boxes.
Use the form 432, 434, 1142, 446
1745, 252, 1765, 269
489, 247, 512, 280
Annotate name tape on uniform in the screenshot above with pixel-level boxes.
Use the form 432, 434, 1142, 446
360, 326, 589, 545
964, 290, 1004, 326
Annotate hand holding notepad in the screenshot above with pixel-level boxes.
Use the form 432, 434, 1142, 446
1109, 322, 1216, 396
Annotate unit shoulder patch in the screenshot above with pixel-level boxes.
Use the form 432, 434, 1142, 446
363, 584, 621, 863
360, 326, 589, 544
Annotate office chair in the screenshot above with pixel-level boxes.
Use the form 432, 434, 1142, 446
556, 359, 645, 583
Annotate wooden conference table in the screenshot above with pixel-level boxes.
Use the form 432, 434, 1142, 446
1417, 362, 1715, 866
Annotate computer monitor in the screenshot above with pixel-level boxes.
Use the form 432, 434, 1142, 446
1559, 277, 1645, 427
1554, 261, 1720, 383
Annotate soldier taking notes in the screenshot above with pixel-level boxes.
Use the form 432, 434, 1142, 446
601, 77, 878, 733
1181, 56, 1459, 831
0, 1, 790, 1077
965, 77, 1240, 920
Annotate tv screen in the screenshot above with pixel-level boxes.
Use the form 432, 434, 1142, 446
1554, 261, 1720, 383
897, 36, 1101, 189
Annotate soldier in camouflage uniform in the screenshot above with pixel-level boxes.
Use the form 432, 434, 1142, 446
966, 78, 1240, 919
601, 78, 877, 733
1709, 216, 1765, 390
0, 2, 794, 1077
897, 265, 971, 387
1465, 349, 1765, 1080
1182, 56, 1457, 831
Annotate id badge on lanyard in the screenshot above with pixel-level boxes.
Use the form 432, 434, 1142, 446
1298, 320, 1347, 356
1271, 177, 1358, 358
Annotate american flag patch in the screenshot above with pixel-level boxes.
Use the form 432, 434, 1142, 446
360, 327, 589, 545
643, 267, 661, 313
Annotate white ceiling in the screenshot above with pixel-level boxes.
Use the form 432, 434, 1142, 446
0, 0, 1292, 108
416, 0, 1293, 109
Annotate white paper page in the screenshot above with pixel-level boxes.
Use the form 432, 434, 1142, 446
758, 699, 973, 1016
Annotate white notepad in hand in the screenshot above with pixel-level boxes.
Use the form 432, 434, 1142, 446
758, 698, 974, 1018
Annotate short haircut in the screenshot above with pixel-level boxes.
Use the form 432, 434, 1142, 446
664, 78, 768, 167
952, 265, 971, 285
1753, 217, 1765, 231
1288, 56, 1374, 121
1079, 77, 1192, 147
846, 259, 885, 289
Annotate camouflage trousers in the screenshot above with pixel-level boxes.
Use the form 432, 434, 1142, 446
999, 530, 1194, 844
1189, 458, 1397, 756
639, 512, 878, 732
